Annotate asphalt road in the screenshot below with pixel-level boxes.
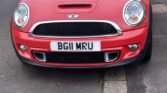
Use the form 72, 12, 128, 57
0, 0, 167, 93
152, 0, 167, 4
127, 1, 167, 93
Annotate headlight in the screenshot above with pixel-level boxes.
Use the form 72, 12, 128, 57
14, 3, 29, 28
123, 1, 145, 26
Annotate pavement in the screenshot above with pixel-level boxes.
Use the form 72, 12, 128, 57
0, 0, 167, 93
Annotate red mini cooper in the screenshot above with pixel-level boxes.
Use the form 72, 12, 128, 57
11, 0, 152, 68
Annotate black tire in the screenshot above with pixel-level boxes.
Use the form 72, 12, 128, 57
143, 31, 152, 62
143, 2, 152, 62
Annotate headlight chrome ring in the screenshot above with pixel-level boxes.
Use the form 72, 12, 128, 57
14, 3, 29, 28
123, 0, 145, 26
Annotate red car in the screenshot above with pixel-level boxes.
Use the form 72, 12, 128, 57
11, 0, 152, 68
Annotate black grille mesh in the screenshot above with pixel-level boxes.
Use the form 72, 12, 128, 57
45, 52, 105, 63
32, 22, 118, 37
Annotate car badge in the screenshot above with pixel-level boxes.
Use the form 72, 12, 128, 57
68, 14, 79, 19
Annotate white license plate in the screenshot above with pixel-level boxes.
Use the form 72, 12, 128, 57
50, 41, 101, 52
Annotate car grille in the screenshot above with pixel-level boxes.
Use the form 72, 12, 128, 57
45, 52, 105, 63
32, 22, 119, 37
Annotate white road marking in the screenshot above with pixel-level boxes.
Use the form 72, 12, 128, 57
103, 67, 127, 93
104, 81, 127, 93
152, 4, 167, 13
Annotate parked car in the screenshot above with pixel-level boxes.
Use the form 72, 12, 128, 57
11, 0, 152, 68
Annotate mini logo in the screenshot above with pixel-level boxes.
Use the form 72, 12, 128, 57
68, 14, 79, 19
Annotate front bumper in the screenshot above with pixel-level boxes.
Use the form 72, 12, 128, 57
17, 49, 146, 69
12, 26, 148, 68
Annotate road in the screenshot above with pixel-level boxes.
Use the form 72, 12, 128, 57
0, 0, 167, 93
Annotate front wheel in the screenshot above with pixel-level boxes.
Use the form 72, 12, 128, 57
143, 33, 152, 62
143, 2, 152, 62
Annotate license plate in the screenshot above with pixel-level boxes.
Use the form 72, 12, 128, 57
50, 41, 101, 52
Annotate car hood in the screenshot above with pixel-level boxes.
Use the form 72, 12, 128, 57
20, 0, 149, 32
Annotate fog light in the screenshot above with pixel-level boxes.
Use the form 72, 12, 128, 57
128, 44, 138, 51
20, 45, 28, 51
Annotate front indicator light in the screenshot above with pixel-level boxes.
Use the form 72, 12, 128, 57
128, 44, 138, 51
20, 45, 28, 51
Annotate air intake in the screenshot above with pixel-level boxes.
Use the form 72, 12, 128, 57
58, 4, 92, 9
33, 51, 46, 62
105, 52, 119, 62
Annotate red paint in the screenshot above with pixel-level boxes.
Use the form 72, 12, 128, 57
11, 0, 150, 68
